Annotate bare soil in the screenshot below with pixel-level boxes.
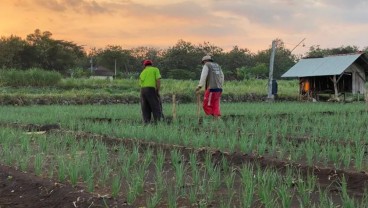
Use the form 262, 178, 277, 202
0, 165, 129, 208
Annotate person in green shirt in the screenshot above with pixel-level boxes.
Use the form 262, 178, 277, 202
139, 59, 163, 124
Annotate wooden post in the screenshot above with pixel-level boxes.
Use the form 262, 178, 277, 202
197, 94, 201, 118
196, 93, 203, 125
332, 75, 340, 101
365, 90, 368, 113
172, 94, 176, 121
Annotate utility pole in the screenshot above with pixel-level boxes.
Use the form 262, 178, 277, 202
267, 40, 277, 101
114, 59, 117, 77
90, 57, 93, 74
290, 38, 306, 53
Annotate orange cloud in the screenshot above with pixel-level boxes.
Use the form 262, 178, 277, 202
1, 0, 368, 56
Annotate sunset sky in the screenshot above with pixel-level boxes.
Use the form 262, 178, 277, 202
1, 0, 368, 55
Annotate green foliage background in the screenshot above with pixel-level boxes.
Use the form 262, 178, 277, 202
1, 30, 300, 80
0, 68, 61, 87
0, 75, 299, 105
1, 29, 366, 105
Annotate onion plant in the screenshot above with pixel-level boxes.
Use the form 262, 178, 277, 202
240, 165, 255, 208
34, 153, 44, 176
57, 156, 67, 182
154, 149, 165, 175
188, 186, 198, 205
354, 145, 365, 171
2, 102, 368, 206
111, 174, 122, 198
146, 190, 161, 208
167, 186, 178, 208
296, 178, 312, 207
317, 187, 336, 208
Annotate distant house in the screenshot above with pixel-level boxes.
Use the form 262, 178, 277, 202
90, 66, 115, 80
282, 53, 368, 100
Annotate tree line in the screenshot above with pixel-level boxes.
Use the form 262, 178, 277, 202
1, 29, 366, 80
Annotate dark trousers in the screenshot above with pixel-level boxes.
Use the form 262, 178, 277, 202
140, 87, 162, 124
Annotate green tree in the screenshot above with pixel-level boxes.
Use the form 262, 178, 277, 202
0, 35, 27, 69
167, 69, 195, 80
196, 41, 224, 57
362, 46, 368, 53
160, 39, 203, 79
236, 63, 269, 80
306, 45, 360, 58
254, 39, 296, 79
130, 46, 163, 77
220, 46, 254, 80
131, 46, 162, 63
93, 45, 138, 77
26, 29, 86, 73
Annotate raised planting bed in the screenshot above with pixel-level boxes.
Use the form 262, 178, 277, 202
0, 123, 367, 207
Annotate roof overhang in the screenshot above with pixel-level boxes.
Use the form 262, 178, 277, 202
282, 53, 367, 78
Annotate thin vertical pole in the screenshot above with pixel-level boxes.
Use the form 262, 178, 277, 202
333, 75, 339, 100
114, 59, 117, 77
172, 94, 177, 121
90, 57, 93, 74
267, 40, 277, 100
196, 94, 201, 118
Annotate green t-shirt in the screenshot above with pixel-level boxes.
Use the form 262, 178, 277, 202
139, 66, 161, 88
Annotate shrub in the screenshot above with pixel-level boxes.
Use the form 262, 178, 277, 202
69, 67, 90, 78
0, 68, 62, 87
167, 69, 196, 80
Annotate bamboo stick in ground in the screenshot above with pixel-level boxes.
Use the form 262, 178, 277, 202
172, 94, 176, 121
365, 90, 368, 113
197, 94, 203, 124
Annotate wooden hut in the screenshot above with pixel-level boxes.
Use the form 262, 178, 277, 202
90, 66, 114, 81
282, 53, 368, 101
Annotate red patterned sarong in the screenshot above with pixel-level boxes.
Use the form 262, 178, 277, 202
203, 89, 222, 116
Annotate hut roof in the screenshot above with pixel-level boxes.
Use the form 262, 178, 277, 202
93, 66, 114, 76
282, 53, 368, 78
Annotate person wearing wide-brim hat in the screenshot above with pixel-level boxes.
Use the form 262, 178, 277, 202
139, 60, 163, 124
195, 55, 224, 119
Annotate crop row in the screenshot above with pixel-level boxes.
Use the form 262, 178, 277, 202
1, 103, 368, 173
0, 126, 366, 207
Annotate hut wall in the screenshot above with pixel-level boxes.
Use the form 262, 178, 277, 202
346, 64, 366, 94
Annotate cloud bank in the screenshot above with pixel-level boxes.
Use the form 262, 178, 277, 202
2, 0, 368, 55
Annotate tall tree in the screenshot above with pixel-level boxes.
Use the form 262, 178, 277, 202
26, 29, 86, 73
220, 46, 254, 80
160, 39, 202, 79
196, 41, 223, 57
254, 39, 296, 79
306, 45, 360, 58
0, 35, 27, 69
236, 63, 269, 80
130, 46, 163, 76
94, 45, 138, 77
131, 46, 162, 63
